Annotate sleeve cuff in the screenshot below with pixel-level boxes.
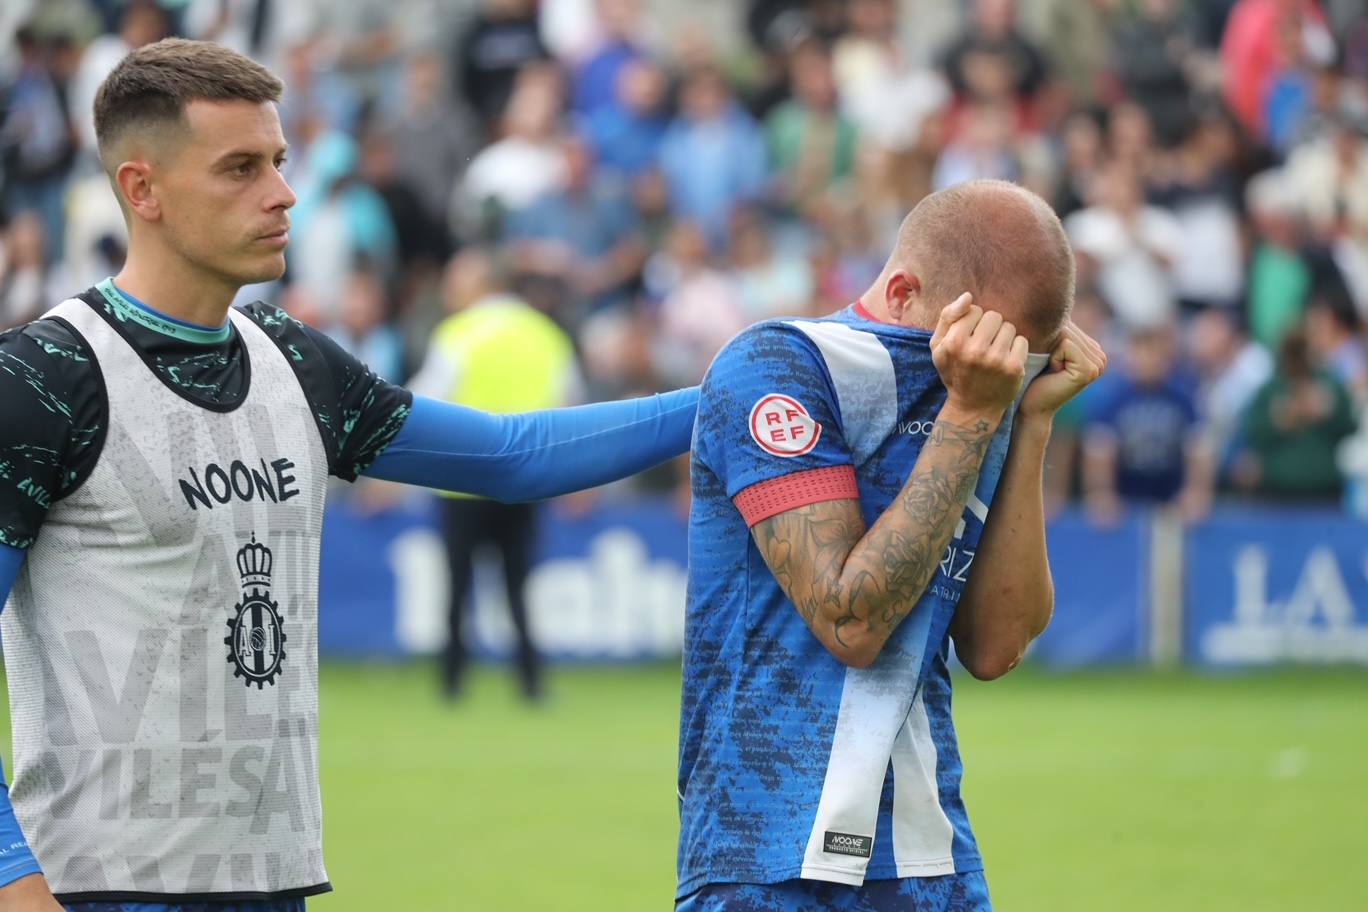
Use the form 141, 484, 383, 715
732, 465, 859, 527
0, 855, 42, 889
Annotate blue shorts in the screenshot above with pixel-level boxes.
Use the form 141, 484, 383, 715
676, 873, 992, 912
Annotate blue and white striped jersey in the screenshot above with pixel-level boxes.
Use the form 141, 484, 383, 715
678, 303, 1045, 897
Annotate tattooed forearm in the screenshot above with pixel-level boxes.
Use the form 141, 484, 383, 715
752, 417, 995, 665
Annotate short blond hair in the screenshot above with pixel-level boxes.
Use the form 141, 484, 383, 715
897, 180, 1075, 339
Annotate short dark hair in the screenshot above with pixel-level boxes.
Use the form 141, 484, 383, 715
93, 38, 283, 168
897, 180, 1075, 342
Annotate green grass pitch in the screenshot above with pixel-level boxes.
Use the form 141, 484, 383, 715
3, 663, 1364, 909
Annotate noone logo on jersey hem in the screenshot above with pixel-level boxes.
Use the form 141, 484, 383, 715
225, 533, 287, 688
750, 393, 822, 457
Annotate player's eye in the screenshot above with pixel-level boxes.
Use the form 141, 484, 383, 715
231, 162, 254, 177
274, 156, 288, 170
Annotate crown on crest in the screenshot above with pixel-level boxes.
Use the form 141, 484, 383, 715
237, 534, 273, 589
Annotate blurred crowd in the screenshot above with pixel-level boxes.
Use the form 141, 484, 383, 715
4, 0, 1368, 519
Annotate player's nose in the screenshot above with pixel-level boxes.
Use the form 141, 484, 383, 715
268, 167, 297, 211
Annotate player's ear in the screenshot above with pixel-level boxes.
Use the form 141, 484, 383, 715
115, 159, 161, 223
884, 270, 920, 323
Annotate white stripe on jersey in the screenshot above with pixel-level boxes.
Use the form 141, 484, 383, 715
786, 318, 952, 883
891, 690, 957, 875
786, 320, 898, 466
799, 654, 926, 885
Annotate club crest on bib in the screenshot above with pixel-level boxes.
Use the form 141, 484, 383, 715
749, 393, 822, 457
225, 533, 287, 688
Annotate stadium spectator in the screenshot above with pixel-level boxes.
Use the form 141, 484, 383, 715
765, 39, 859, 220
1053, 110, 1106, 217
832, 0, 949, 154
1110, 0, 1203, 147
1083, 326, 1210, 522
728, 206, 814, 322
382, 50, 481, 244
658, 66, 768, 249
0, 210, 55, 328
68, 0, 168, 162
1285, 113, 1368, 257
453, 63, 568, 242
288, 128, 398, 318
539, 0, 597, 63
456, 0, 551, 128
572, 0, 646, 116
1245, 168, 1314, 347
358, 130, 449, 278
1188, 308, 1275, 484
1066, 158, 1183, 329
932, 99, 1023, 191
1237, 323, 1357, 500
649, 219, 746, 386
332, 261, 405, 381
1264, 10, 1321, 156
1020, 0, 1113, 107
0, 27, 77, 262
579, 57, 669, 180
1221, 0, 1334, 141
1107, 99, 1161, 177
940, 0, 1049, 105
276, 38, 362, 144
409, 248, 581, 701
181, 0, 318, 73
505, 136, 646, 321
1304, 285, 1368, 402
1150, 112, 1246, 313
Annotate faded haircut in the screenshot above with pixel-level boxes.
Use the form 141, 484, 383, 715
895, 180, 1075, 340
93, 38, 283, 172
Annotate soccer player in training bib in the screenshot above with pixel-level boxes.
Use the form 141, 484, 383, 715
678, 181, 1106, 911
0, 40, 698, 911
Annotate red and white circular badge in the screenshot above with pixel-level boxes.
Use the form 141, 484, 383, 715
749, 393, 822, 457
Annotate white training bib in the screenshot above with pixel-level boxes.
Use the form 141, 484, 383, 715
3, 296, 330, 901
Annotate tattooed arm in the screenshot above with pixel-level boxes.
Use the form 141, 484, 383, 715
749, 295, 1030, 668
753, 412, 998, 667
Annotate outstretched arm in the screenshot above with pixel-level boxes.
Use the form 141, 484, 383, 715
362, 388, 698, 501
952, 322, 1107, 680
751, 297, 1030, 667
0, 545, 59, 910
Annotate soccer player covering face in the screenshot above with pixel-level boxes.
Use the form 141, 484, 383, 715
678, 180, 1106, 912
0, 40, 697, 911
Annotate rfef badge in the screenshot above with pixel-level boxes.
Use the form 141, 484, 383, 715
749, 393, 822, 457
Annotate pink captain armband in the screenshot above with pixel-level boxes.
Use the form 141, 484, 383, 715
732, 465, 860, 527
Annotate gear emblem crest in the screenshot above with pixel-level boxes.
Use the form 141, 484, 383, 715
226, 533, 287, 688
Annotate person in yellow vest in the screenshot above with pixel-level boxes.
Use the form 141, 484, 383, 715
410, 248, 582, 700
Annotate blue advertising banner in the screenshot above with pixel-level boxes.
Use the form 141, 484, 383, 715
1029, 509, 1149, 668
1184, 508, 1368, 666
318, 494, 689, 661
318, 496, 1150, 666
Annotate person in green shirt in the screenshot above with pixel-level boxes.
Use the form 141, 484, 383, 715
1239, 325, 1358, 501
765, 40, 859, 221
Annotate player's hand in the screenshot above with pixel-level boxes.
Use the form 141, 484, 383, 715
0, 873, 64, 911
1019, 320, 1107, 422
931, 293, 1029, 425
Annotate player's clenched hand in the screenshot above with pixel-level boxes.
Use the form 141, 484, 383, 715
1019, 320, 1107, 421
930, 293, 1029, 425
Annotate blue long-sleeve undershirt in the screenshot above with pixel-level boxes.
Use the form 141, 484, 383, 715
362, 389, 699, 498
0, 543, 41, 889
